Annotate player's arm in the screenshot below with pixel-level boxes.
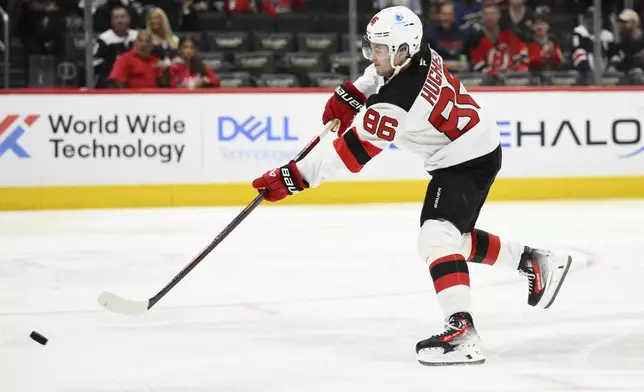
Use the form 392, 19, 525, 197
251, 102, 406, 201
298, 102, 404, 186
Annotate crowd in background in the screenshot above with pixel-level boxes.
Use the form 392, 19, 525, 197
0, 0, 643, 88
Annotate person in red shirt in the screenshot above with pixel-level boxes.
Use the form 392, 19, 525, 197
169, 36, 220, 88
470, 4, 528, 77
526, 14, 562, 72
108, 30, 163, 88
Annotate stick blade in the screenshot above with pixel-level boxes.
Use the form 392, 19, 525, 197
98, 291, 150, 316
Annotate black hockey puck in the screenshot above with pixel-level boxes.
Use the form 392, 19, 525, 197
30, 331, 48, 346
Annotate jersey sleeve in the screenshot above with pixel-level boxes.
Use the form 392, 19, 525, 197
296, 102, 407, 187
353, 64, 380, 98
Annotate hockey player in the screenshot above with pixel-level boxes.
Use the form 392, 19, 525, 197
251, 6, 572, 366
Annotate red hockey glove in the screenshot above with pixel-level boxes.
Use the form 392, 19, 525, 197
252, 161, 308, 202
323, 81, 366, 137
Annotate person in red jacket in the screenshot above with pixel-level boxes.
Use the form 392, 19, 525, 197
108, 30, 163, 88
526, 13, 562, 72
169, 36, 220, 88
470, 4, 528, 77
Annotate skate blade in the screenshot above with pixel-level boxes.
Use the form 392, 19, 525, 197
417, 348, 486, 366
543, 255, 573, 309
418, 358, 486, 366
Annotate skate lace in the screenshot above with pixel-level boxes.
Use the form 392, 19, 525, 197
429, 318, 463, 339
519, 260, 536, 294
525, 270, 535, 293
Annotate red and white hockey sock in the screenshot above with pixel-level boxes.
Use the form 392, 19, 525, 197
463, 229, 524, 269
428, 254, 472, 317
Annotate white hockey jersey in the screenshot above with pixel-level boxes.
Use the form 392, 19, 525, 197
296, 50, 500, 187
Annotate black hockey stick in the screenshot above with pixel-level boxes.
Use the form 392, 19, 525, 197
98, 119, 339, 316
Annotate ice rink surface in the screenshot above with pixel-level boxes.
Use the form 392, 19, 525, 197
1, 200, 643, 392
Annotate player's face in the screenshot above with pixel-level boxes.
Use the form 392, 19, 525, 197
370, 43, 394, 76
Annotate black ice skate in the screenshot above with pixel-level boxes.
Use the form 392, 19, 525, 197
416, 312, 485, 366
518, 246, 573, 309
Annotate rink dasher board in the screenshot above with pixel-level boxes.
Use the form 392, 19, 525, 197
0, 88, 643, 210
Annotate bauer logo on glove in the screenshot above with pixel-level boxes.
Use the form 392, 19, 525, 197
335, 85, 365, 111
252, 161, 308, 202
323, 81, 367, 136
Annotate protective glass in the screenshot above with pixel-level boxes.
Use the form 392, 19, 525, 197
361, 35, 388, 60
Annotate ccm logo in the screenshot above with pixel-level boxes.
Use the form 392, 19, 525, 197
335, 86, 364, 111
281, 167, 300, 194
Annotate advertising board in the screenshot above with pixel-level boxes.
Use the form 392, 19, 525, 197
0, 88, 642, 209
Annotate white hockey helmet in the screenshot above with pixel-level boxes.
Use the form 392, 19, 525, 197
362, 6, 424, 76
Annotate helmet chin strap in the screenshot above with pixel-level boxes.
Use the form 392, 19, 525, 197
389, 54, 412, 77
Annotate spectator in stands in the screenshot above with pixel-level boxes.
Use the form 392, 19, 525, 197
146, 7, 179, 66
108, 30, 166, 88
424, 1, 470, 72
470, 3, 528, 85
94, 4, 137, 88
526, 13, 562, 84
454, 0, 481, 32
500, 0, 535, 43
572, 6, 617, 85
90, 0, 142, 33
169, 36, 220, 88
611, 9, 644, 85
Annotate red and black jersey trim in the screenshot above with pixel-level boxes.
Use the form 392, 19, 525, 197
429, 254, 470, 293
333, 127, 382, 173
365, 62, 429, 112
467, 229, 501, 266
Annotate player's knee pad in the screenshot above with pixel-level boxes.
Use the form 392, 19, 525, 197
418, 219, 463, 264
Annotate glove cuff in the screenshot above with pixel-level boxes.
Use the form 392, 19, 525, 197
334, 81, 367, 113
281, 161, 308, 195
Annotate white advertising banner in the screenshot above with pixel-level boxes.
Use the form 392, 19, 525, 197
0, 94, 202, 186
0, 90, 642, 187
476, 91, 644, 178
